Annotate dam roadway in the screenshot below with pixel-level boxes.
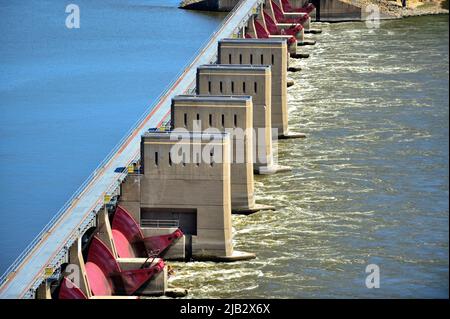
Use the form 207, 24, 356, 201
0, 0, 263, 299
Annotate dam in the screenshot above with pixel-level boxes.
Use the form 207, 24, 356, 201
0, 0, 448, 299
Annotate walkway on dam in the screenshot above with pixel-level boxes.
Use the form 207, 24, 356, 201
0, 0, 263, 298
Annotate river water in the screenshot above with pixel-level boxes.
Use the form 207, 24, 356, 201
169, 15, 449, 298
0, 0, 225, 272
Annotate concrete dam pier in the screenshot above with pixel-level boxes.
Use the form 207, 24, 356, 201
180, 0, 242, 11
0, 0, 324, 299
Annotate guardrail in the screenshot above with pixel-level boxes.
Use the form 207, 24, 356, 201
141, 219, 180, 228
0, 0, 261, 297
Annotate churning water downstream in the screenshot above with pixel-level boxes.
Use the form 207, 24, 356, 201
169, 16, 449, 298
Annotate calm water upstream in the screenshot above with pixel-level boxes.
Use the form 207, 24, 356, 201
169, 15, 449, 298
0, 0, 225, 272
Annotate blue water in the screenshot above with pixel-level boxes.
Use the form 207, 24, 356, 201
0, 0, 225, 272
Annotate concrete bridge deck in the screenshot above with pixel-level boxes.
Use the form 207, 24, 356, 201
0, 0, 263, 299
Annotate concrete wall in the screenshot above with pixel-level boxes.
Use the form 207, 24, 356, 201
119, 174, 142, 224
196, 64, 274, 173
171, 95, 255, 210
140, 132, 233, 258
179, 0, 240, 11
218, 39, 289, 137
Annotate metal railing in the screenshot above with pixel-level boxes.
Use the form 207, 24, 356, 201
141, 219, 180, 228
0, 0, 261, 296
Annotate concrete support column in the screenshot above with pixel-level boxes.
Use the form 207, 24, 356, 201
36, 280, 52, 299
96, 207, 118, 259
67, 237, 92, 298
196, 64, 282, 174
171, 95, 256, 210
139, 132, 247, 259
119, 174, 142, 224
218, 39, 299, 138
